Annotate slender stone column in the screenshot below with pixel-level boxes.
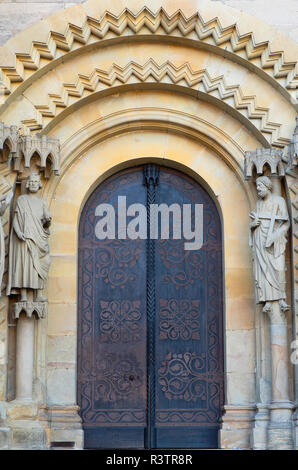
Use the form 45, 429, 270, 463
267, 301, 294, 449
15, 314, 35, 401
13, 301, 46, 401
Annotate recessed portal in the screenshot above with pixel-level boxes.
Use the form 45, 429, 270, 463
77, 165, 224, 449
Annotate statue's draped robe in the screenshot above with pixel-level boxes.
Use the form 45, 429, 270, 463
250, 194, 289, 303
6, 195, 51, 294
0, 203, 5, 295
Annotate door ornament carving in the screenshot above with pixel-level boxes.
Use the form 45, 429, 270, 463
99, 300, 142, 343
159, 299, 200, 340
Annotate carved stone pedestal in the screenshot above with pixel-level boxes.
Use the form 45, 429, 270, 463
6, 401, 46, 450
251, 403, 270, 449
9, 422, 45, 450
39, 405, 83, 449
219, 405, 255, 449
13, 301, 47, 320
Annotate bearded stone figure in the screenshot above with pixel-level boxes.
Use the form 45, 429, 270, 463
6, 172, 51, 302
249, 176, 290, 313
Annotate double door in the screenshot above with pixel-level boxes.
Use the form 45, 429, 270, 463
78, 165, 224, 449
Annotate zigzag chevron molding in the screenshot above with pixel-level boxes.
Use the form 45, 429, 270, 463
22, 59, 285, 146
0, 7, 297, 101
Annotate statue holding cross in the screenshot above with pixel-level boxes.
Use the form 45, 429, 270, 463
249, 175, 290, 313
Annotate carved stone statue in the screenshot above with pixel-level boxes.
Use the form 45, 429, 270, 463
6, 172, 51, 302
0, 198, 7, 291
0, 175, 13, 295
0, 193, 12, 295
249, 176, 290, 313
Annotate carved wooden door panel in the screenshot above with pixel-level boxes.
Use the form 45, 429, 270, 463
78, 168, 147, 448
153, 168, 224, 448
78, 165, 224, 449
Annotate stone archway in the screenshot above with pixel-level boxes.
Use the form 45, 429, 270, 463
0, 0, 297, 450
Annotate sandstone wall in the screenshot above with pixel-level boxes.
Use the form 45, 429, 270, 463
0, 0, 297, 47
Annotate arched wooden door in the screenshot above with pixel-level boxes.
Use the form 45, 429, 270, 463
77, 165, 224, 449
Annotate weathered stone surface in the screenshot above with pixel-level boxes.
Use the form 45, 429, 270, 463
216, 0, 298, 42
294, 408, 298, 450
6, 401, 38, 420
226, 372, 256, 404
225, 330, 255, 374
0, 3, 80, 46
268, 422, 294, 450
47, 334, 76, 363
47, 367, 76, 406
251, 404, 270, 450
0, 427, 10, 449
40, 405, 83, 448
220, 429, 251, 450
49, 429, 83, 449
220, 405, 256, 449
47, 303, 76, 335
11, 421, 45, 449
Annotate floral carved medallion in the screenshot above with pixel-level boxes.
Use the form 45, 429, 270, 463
99, 300, 142, 342
158, 352, 207, 402
95, 353, 144, 402
159, 299, 200, 340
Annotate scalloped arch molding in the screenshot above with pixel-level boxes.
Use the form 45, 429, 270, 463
0, 0, 296, 153
0, 2, 298, 96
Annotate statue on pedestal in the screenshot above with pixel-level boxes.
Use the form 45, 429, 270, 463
249, 176, 290, 313
6, 172, 51, 302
